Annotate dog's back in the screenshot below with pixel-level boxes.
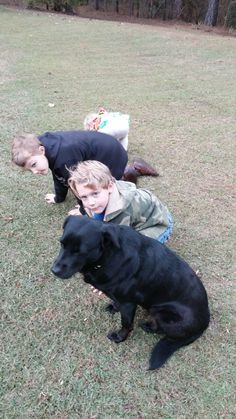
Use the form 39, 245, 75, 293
117, 228, 210, 369
113, 229, 210, 369
117, 226, 209, 309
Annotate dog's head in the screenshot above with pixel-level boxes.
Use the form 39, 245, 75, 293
51, 215, 120, 279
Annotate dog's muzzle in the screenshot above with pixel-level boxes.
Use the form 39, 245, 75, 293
51, 262, 72, 279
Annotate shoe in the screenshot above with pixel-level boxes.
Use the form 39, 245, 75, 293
122, 165, 139, 184
132, 157, 159, 177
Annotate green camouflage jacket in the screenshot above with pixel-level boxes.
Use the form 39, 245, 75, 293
85, 180, 171, 239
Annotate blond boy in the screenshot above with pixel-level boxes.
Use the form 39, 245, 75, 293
68, 160, 173, 242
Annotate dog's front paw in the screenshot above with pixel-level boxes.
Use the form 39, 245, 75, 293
140, 321, 156, 334
107, 330, 124, 343
140, 321, 163, 334
105, 302, 119, 314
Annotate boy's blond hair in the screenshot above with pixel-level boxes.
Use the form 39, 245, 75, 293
11, 133, 41, 167
68, 160, 114, 197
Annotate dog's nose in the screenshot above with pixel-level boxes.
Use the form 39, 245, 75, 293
51, 263, 61, 277
51, 262, 71, 279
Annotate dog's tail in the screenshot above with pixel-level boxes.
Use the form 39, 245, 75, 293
149, 332, 203, 370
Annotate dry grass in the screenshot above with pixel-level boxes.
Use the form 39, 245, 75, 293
0, 5, 235, 418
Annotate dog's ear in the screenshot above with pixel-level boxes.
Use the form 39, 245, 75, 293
62, 215, 71, 229
102, 224, 120, 249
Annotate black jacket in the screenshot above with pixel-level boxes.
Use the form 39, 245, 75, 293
39, 130, 128, 203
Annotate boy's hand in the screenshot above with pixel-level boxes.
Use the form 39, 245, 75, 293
45, 193, 56, 204
68, 205, 82, 216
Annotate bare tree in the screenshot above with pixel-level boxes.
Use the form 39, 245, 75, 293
173, 0, 182, 18
204, 0, 220, 25
129, 0, 134, 16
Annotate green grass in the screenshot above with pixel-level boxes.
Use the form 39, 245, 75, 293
1, 5, 236, 418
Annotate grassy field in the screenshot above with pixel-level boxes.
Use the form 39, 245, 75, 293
0, 5, 235, 418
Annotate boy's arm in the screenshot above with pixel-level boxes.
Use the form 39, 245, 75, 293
68, 205, 83, 216
52, 173, 69, 203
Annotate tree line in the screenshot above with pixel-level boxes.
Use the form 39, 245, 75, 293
25, 0, 236, 28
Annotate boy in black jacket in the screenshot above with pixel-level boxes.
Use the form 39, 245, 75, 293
12, 131, 128, 204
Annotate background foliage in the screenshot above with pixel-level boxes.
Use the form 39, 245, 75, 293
21, 0, 236, 27
0, 5, 235, 417
2, 0, 236, 26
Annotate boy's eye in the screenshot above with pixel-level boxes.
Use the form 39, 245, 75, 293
31, 162, 36, 168
92, 192, 99, 197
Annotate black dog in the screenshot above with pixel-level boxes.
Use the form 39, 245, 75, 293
52, 216, 210, 370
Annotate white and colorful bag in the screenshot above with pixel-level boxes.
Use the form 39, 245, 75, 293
84, 108, 130, 151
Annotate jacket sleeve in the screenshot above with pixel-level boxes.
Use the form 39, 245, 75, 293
52, 173, 69, 203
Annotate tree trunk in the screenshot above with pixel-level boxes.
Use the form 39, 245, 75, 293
129, 0, 134, 16
115, 0, 119, 13
136, 0, 140, 17
204, 0, 220, 25
173, 0, 182, 19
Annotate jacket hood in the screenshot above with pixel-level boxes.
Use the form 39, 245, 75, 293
104, 181, 137, 219
38, 132, 61, 169
115, 180, 137, 204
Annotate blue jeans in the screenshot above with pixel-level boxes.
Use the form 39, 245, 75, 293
157, 212, 173, 244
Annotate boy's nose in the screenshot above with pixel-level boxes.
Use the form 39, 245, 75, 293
87, 196, 96, 206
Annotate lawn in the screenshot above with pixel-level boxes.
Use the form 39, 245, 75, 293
0, 5, 235, 418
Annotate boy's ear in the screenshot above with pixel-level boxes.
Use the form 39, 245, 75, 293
39, 145, 45, 155
108, 180, 114, 193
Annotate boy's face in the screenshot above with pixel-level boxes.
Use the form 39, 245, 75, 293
75, 182, 113, 214
24, 146, 49, 175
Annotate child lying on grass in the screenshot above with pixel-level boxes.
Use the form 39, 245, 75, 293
68, 160, 173, 243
